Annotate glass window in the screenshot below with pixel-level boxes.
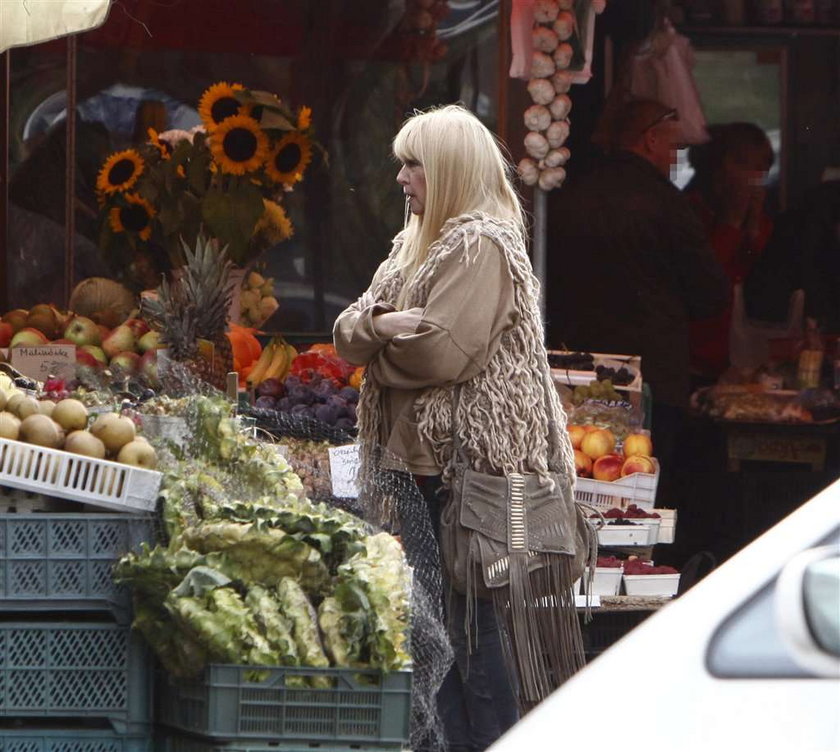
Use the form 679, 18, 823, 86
5, 0, 500, 335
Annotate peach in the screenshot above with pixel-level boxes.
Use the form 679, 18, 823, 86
621, 455, 655, 477
567, 424, 586, 449
574, 449, 593, 477
593, 453, 623, 482
623, 432, 653, 458
580, 428, 616, 460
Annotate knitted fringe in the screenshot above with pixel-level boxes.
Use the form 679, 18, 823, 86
491, 553, 586, 712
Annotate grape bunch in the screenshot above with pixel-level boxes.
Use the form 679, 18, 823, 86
548, 351, 594, 371
571, 379, 622, 405
255, 373, 359, 430
595, 364, 633, 386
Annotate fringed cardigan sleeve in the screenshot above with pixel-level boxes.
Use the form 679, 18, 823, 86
367, 236, 517, 389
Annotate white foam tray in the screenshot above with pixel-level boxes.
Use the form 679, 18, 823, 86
0, 437, 161, 513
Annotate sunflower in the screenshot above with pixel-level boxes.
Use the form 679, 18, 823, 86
297, 105, 312, 130
109, 193, 156, 241
147, 128, 172, 160
254, 199, 294, 244
198, 81, 246, 131
209, 115, 269, 175
96, 149, 145, 195
265, 132, 312, 185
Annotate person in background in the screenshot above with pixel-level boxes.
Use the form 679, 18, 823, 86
546, 99, 728, 499
684, 122, 775, 382
334, 105, 581, 752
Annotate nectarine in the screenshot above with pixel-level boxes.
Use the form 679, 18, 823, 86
580, 428, 616, 460
623, 432, 653, 458
567, 424, 586, 449
621, 455, 655, 477
593, 453, 623, 482
574, 449, 593, 477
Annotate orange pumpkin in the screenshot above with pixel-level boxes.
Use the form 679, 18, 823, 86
227, 324, 262, 370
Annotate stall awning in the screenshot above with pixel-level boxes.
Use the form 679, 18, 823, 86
0, 0, 111, 54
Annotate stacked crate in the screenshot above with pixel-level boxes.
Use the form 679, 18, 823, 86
0, 440, 162, 752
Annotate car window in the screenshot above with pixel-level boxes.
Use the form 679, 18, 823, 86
706, 527, 840, 679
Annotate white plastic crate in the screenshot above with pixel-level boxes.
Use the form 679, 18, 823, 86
574, 459, 659, 512
582, 566, 623, 596
597, 523, 655, 547
657, 509, 677, 543
623, 573, 680, 596
0, 437, 161, 513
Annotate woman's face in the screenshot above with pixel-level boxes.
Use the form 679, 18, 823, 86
397, 160, 426, 216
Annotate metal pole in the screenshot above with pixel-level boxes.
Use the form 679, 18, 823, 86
532, 186, 547, 320
0, 51, 9, 312
64, 35, 77, 308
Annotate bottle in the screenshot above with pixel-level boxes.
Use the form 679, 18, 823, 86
797, 321, 824, 390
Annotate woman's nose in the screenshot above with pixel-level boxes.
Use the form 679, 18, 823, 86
396, 166, 408, 185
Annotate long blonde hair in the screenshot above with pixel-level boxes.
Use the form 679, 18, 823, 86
392, 105, 525, 303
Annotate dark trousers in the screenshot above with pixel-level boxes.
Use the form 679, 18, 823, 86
416, 475, 520, 752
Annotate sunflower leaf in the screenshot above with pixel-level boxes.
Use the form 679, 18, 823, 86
201, 183, 264, 266
257, 110, 296, 132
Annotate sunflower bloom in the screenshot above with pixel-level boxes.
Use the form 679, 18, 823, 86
147, 128, 172, 160
265, 132, 312, 185
198, 81, 246, 131
209, 115, 269, 175
254, 199, 294, 243
97, 149, 145, 195
297, 105, 312, 130
109, 193, 156, 240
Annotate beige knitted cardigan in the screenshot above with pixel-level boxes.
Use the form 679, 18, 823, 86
356, 211, 576, 484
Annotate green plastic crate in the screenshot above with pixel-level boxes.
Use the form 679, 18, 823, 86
159, 665, 411, 747
0, 728, 151, 751
0, 623, 152, 734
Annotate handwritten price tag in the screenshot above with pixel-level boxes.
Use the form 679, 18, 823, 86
10, 345, 75, 381
328, 444, 361, 499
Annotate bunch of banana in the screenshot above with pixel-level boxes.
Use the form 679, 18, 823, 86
240, 272, 279, 327
246, 337, 297, 388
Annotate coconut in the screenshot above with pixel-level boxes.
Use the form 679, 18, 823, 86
68, 278, 137, 326
20, 414, 64, 449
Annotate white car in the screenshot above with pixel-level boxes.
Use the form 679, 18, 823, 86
490, 479, 840, 752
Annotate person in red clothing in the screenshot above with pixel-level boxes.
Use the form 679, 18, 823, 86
684, 123, 775, 381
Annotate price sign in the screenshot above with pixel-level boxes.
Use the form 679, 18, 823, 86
10, 345, 76, 381
328, 444, 361, 499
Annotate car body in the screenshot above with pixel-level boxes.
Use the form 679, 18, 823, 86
490, 479, 840, 752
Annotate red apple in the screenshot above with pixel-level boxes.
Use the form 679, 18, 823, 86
623, 432, 653, 458
64, 316, 101, 347
593, 453, 623, 482
567, 424, 586, 450
2, 309, 29, 333
51, 338, 73, 345
81, 344, 107, 366
97, 325, 112, 343
621, 455, 655, 477
109, 351, 141, 377
124, 318, 150, 339
137, 330, 162, 353
139, 348, 160, 387
574, 449, 593, 477
0, 322, 13, 347
75, 348, 103, 369
580, 428, 616, 460
102, 324, 136, 359
10, 327, 49, 347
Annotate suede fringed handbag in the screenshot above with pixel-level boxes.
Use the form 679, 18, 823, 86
439, 381, 597, 710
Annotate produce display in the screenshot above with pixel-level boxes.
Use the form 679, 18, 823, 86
622, 559, 679, 576
238, 271, 279, 328
569, 425, 657, 481
114, 395, 411, 679
0, 372, 157, 469
693, 384, 840, 424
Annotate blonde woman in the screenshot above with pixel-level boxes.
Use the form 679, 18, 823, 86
334, 105, 581, 751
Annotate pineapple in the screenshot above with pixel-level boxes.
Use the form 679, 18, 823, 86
143, 233, 234, 391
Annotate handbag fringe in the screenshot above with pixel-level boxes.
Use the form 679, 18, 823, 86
491, 552, 585, 711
